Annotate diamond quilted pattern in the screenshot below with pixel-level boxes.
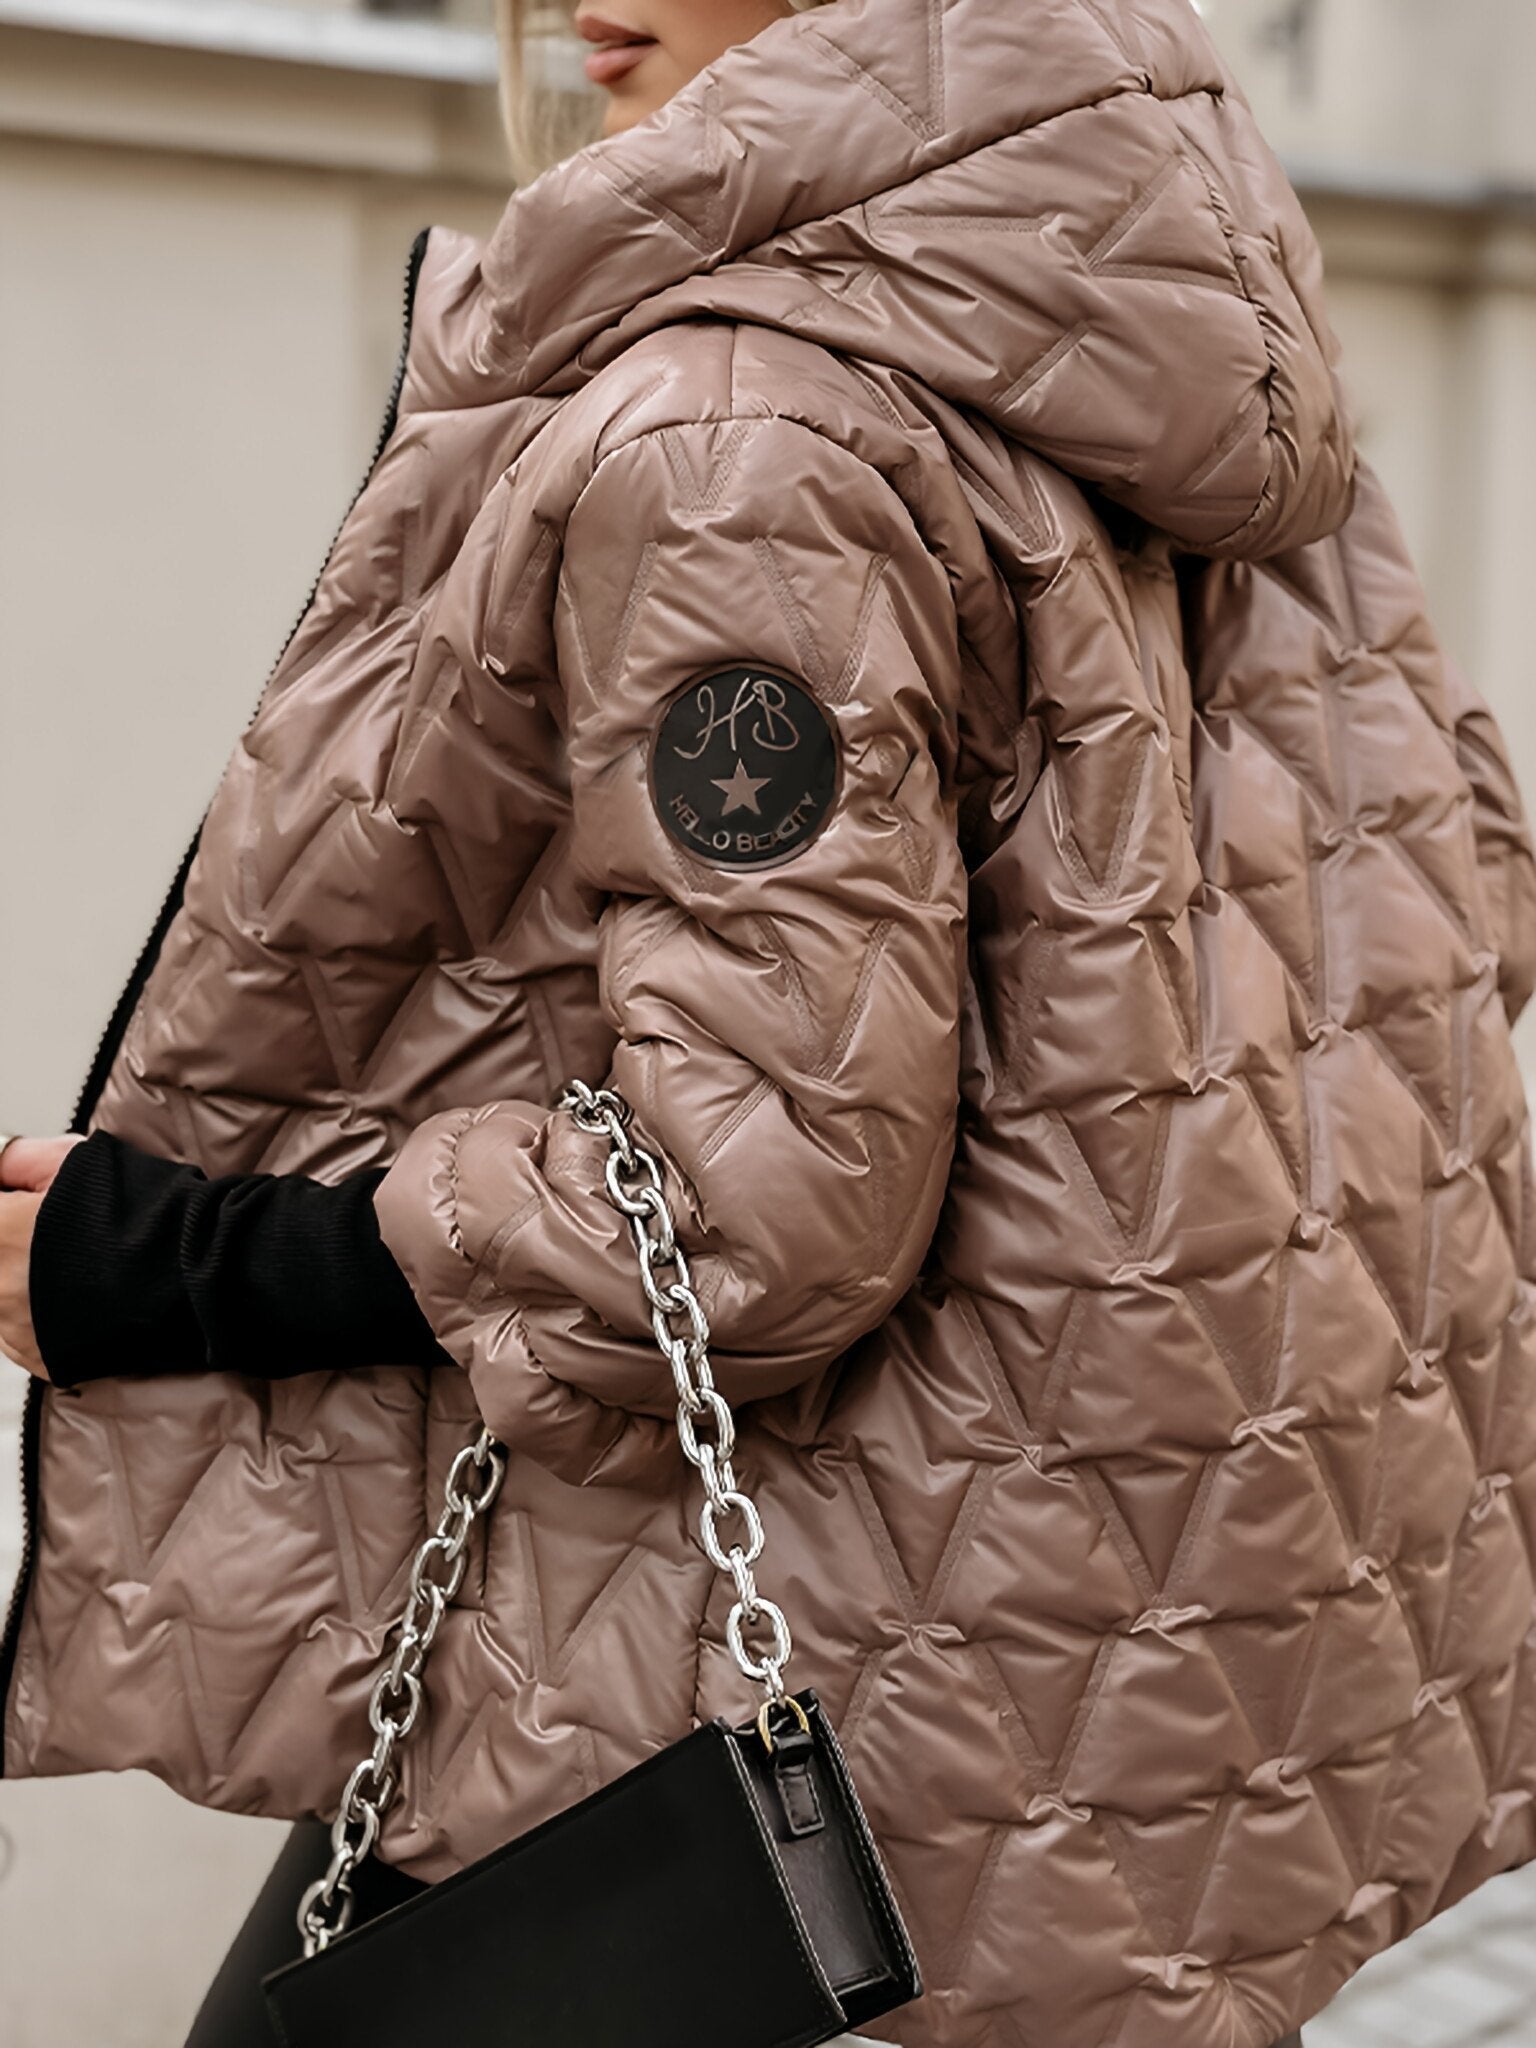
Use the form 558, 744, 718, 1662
8, 6, 1536, 2047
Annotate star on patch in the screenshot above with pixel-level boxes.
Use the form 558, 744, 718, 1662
711, 757, 772, 815
648, 662, 841, 871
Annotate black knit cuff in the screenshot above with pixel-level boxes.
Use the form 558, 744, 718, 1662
30, 1130, 451, 1389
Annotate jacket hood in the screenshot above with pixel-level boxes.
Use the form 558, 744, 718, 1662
413, 0, 1357, 560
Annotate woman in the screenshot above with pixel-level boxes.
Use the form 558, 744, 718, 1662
2, 1, 1533, 2043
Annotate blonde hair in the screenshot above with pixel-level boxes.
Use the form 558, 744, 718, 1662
495, 1, 837, 186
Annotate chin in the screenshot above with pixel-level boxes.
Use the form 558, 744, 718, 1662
601, 94, 658, 137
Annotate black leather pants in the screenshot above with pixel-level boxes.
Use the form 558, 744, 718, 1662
184, 1820, 426, 2046
186, 1820, 1307, 2047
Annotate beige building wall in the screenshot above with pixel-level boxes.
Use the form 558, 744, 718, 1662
1, 4, 1533, 2043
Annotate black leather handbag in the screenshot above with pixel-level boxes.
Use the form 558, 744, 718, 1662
263, 1080, 922, 2048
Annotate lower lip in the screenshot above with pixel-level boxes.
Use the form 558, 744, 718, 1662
583, 40, 658, 85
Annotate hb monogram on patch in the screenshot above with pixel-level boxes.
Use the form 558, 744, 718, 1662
648, 663, 841, 869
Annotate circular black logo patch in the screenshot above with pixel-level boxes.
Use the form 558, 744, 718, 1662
648, 664, 840, 870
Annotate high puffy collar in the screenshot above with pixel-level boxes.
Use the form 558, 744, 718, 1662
406, 0, 1357, 558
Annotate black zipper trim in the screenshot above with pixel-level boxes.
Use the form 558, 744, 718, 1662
0, 225, 434, 1760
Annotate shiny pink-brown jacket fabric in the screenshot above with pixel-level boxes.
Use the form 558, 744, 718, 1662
8, 2, 1536, 2042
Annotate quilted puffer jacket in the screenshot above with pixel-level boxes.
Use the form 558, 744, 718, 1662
7, 2, 1536, 2043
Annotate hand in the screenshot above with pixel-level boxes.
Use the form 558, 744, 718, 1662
0, 1191, 46, 1380
0, 1134, 85, 1195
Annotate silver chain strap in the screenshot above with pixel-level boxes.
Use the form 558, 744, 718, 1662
560, 1080, 796, 1706
297, 1077, 794, 1957
296, 1428, 506, 1955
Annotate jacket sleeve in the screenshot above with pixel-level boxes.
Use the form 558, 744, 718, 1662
372, 413, 968, 1485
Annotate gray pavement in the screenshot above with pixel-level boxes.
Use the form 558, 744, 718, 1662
1309, 1862, 1536, 2048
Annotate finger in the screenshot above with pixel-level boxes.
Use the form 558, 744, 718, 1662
0, 1342, 49, 1382
0, 1136, 84, 1193
0, 1138, 40, 1190
0, 1331, 47, 1380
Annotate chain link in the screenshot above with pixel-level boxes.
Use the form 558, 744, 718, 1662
297, 1427, 505, 1956
297, 1078, 792, 1960
558, 1080, 795, 1709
